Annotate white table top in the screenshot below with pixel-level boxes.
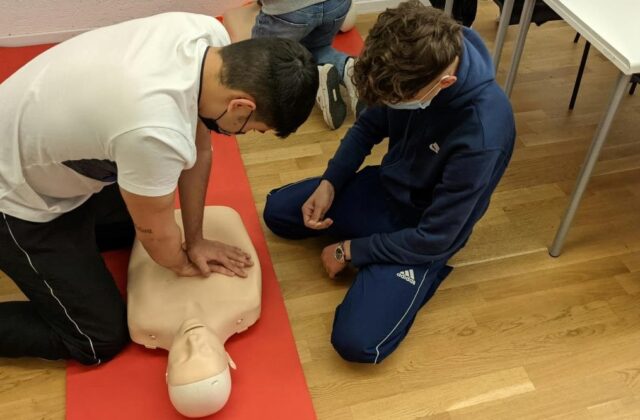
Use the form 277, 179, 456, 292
544, 0, 640, 74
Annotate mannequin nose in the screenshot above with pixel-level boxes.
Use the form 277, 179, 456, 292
187, 334, 214, 356
186, 334, 202, 348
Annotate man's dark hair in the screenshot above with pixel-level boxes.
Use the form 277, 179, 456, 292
353, 0, 463, 105
218, 38, 318, 138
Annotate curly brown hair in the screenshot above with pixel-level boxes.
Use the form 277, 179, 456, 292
353, 0, 463, 105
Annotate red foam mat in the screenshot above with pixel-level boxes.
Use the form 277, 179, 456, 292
0, 27, 362, 420
67, 135, 316, 420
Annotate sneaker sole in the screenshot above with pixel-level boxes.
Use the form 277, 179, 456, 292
317, 64, 346, 130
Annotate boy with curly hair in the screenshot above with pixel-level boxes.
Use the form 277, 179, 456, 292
264, 1, 515, 363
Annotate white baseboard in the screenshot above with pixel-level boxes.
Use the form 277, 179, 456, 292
0, 0, 236, 47
354, 0, 431, 14
0, 29, 90, 47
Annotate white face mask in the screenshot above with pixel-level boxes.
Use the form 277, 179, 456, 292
387, 98, 433, 110
386, 75, 450, 110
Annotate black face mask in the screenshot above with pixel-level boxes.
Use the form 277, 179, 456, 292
199, 109, 252, 136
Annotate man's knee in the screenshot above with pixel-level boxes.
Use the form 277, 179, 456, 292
93, 319, 129, 363
65, 310, 130, 365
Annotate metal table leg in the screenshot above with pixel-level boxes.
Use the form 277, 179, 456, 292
549, 71, 632, 257
493, 0, 515, 72
444, 0, 454, 16
503, 0, 535, 97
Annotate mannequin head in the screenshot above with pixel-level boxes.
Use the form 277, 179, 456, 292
167, 319, 235, 417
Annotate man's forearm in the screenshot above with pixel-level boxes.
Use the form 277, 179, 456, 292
138, 222, 189, 269
179, 121, 212, 245
178, 148, 211, 245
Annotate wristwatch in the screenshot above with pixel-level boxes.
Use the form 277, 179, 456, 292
334, 241, 350, 263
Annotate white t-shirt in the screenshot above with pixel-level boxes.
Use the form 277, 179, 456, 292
0, 12, 230, 222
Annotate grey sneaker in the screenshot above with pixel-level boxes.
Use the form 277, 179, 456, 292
316, 63, 346, 130
343, 57, 365, 117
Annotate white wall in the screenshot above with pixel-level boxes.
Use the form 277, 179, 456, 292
0, 0, 414, 47
0, 0, 240, 46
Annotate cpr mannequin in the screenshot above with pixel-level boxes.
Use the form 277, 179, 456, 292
127, 206, 261, 417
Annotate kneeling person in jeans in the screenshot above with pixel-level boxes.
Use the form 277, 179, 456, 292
263, 1, 516, 363
252, 0, 362, 130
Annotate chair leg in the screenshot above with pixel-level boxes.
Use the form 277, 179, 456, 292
569, 41, 591, 110
630, 82, 637, 95
573, 32, 580, 43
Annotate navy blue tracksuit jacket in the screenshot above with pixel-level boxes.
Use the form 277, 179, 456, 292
322, 27, 515, 267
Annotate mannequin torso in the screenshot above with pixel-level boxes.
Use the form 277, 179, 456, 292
128, 206, 261, 351
126, 206, 262, 417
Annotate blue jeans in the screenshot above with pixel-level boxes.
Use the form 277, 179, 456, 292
263, 167, 453, 363
252, 0, 351, 79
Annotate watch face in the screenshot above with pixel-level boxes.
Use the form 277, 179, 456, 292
335, 246, 344, 261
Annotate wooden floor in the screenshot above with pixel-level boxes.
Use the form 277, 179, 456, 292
2, 1, 640, 418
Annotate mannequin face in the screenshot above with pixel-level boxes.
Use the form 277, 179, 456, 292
167, 319, 229, 386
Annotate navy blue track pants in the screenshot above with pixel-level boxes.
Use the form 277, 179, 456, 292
263, 166, 452, 363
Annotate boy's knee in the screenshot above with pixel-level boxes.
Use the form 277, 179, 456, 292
331, 319, 378, 364
263, 194, 284, 233
263, 191, 311, 239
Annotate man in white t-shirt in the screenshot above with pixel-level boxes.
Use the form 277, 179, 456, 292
0, 12, 318, 365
